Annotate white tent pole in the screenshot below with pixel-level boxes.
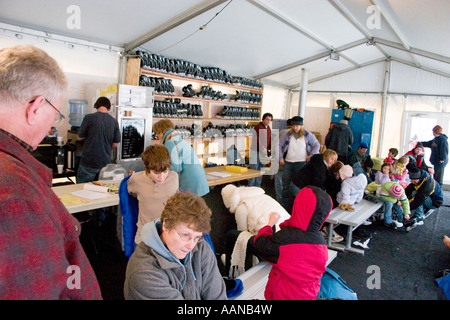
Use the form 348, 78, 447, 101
377, 59, 391, 157
298, 68, 308, 117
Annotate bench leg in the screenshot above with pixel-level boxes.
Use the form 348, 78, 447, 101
327, 223, 345, 252
344, 225, 365, 255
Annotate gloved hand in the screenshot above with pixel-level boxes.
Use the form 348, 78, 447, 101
339, 203, 355, 212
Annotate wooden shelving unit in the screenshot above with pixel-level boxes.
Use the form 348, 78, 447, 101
125, 58, 263, 165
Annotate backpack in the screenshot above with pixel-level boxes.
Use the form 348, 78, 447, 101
318, 268, 358, 300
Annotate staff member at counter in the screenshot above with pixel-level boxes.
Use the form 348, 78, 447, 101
0, 45, 102, 299
76, 96, 121, 183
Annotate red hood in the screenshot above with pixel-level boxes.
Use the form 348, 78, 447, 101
280, 186, 332, 232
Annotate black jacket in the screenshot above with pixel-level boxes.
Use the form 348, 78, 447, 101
292, 153, 329, 190
405, 170, 443, 210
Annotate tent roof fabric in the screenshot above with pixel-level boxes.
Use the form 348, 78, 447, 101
1, 0, 449, 92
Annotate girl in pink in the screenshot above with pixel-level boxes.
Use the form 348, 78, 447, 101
391, 156, 410, 188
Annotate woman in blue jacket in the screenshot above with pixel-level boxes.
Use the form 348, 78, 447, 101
420, 125, 448, 185
153, 119, 209, 196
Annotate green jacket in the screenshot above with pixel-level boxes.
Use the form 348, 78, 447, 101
379, 181, 410, 216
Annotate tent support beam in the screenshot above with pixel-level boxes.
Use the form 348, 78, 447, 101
373, 37, 450, 65
377, 59, 391, 157
298, 68, 308, 118
255, 38, 367, 79
123, 0, 228, 53
371, 0, 421, 68
288, 58, 386, 90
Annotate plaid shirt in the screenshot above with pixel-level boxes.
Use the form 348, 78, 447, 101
0, 130, 102, 299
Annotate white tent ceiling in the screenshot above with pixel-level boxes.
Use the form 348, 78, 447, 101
1, 0, 449, 92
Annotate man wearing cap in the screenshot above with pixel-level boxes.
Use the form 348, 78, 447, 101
379, 181, 410, 230
325, 119, 353, 164
278, 116, 320, 211
348, 142, 369, 167
404, 167, 443, 228
420, 125, 448, 186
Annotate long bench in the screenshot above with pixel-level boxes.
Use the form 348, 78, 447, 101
326, 199, 382, 255
231, 249, 338, 300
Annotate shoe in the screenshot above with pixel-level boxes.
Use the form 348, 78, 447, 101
363, 220, 372, 226
393, 221, 403, 228
384, 222, 398, 230
332, 231, 344, 243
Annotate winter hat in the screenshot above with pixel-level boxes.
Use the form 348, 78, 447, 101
291, 116, 303, 126
221, 184, 237, 210
409, 167, 422, 180
359, 142, 368, 149
339, 165, 353, 179
390, 184, 403, 198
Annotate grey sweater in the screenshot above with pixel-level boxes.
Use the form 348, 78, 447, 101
124, 219, 227, 300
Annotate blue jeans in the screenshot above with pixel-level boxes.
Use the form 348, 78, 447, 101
248, 159, 265, 187
274, 166, 284, 202
411, 196, 434, 220
381, 199, 404, 224
76, 164, 101, 183
281, 161, 306, 211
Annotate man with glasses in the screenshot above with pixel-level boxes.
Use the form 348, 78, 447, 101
0, 45, 101, 299
124, 191, 227, 300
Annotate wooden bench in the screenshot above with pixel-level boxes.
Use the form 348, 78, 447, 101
231, 249, 338, 300
326, 199, 382, 255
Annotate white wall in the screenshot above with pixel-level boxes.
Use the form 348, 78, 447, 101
287, 61, 450, 165
0, 34, 120, 141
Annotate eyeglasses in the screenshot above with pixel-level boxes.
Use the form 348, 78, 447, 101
45, 98, 65, 124
176, 230, 203, 243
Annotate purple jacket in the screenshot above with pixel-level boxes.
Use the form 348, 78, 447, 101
278, 130, 320, 161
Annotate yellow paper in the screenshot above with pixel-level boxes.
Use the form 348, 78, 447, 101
58, 193, 89, 206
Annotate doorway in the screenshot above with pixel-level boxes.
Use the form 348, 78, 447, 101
402, 112, 449, 186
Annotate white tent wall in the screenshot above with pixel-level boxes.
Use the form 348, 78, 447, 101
0, 35, 120, 142
288, 91, 382, 155
390, 62, 450, 96
285, 59, 450, 186
260, 84, 289, 120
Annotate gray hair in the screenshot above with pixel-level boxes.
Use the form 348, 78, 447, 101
0, 45, 67, 107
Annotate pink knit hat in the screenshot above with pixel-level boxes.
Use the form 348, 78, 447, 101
339, 165, 353, 179
390, 184, 403, 198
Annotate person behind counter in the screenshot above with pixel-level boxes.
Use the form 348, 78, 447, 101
124, 191, 227, 300
76, 96, 121, 183
153, 119, 209, 196
0, 45, 101, 299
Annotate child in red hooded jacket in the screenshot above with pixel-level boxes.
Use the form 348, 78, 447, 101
252, 185, 332, 300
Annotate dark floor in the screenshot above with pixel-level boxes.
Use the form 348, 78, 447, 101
79, 175, 450, 300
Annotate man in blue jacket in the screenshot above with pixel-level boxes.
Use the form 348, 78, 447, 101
420, 125, 448, 185
405, 167, 443, 230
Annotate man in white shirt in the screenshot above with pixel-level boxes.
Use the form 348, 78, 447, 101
278, 116, 320, 211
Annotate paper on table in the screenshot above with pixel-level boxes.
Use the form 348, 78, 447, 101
207, 171, 232, 178
70, 183, 110, 200
83, 183, 109, 193
71, 190, 110, 200
206, 174, 222, 180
